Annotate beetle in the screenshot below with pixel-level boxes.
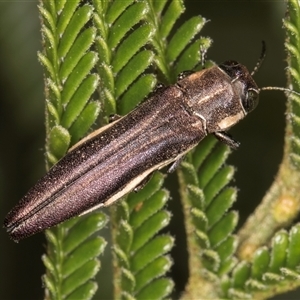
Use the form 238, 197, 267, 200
4, 56, 294, 242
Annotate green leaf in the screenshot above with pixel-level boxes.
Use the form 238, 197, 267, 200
38, 52, 56, 82
59, 27, 97, 81
218, 256, 238, 276
39, 5, 56, 33
152, 0, 168, 15
131, 235, 174, 273
46, 99, 60, 124
262, 272, 283, 283
208, 211, 238, 248
191, 207, 208, 232
96, 56, 115, 97
206, 187, 237, 228
57, 1, 81, 36
127, 172, 165, 211
61, 74, 99, 128
107, 2, 149, 49
41, 25, 56, 63
106, 0, 135, 25
131, 211, 171, 252
195, 229, 210, 249
198, 143, 231, 190
129, 189, 169, 229
202, 249, 221, 272
187, 184, 205, 210
47, 125, 71, 162
115, 50, 154, 98
118, 74, 157, 115
192, 136, 218, 170
280, 268, 300, 279
121, 268, 135, 294
245, 279, 267, 291
116, 200, 130, 221
284, 0, 300, 167
62, 237, 107, 278
114, 245, 130, 269
58, 5, 94, 60
61, 259, 100, 296
222, 224, 300, 299
175, 37, 212, 75
159, 0, 184, 40
39, 2, 103, 299
286, 224, 300, 269
215, 235, 238, 263
167, 16, 206, 63
180, 161, 199, 186
61, 52, 98, 106
117, 220, 133, 254
204, 166, 235, 206
135, 278, 174, 300
112, 24, 153, 73
65, 281, 98, 300
69, 101, 101, 145
135, 255, 173, 292
268, 230, 289, 273
43, 273, 56, 298
95, 36, 111, 66
63, 212, 108, 254
251, 247, 270, 280
232, 261, 251, 289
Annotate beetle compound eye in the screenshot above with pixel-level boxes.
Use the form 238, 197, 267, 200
243, 89, 259, 113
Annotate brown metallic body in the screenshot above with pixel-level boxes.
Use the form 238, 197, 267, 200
4, 62, 259, 241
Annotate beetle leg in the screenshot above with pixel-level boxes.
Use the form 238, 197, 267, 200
133, 174, 153, 192
177, 70, 194, 81
167, 155, 185, 173
214, 131, 240, 150
109, 114, 122, 123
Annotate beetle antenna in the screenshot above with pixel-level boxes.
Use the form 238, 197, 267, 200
260, 86, 300, 96
252, 41, 300, 96
251, 41, 266, 76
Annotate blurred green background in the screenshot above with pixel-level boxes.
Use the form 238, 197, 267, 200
1, 1, 299, 299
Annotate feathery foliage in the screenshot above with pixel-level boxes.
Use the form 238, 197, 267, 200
146, 0, 210, 83
237, 0, 300, 271
93, 1, 166, 298
93, 0, 210, 298
38, 1, 106, 299
222, 224, 300, 299
284, 0, 300, 168
178, 136, 238, 299
32, 0, 300, 299
93, 0, 156, 119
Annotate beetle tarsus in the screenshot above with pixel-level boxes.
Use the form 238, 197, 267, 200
214, 131, 240, 150
167, 155, 185, 173
109, 114, 122, 123
177, 70, 193, 81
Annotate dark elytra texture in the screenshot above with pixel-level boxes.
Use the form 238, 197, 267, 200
4, 62, 258, 241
